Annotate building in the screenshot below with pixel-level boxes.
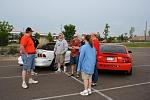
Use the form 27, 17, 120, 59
132, 36, 150, 41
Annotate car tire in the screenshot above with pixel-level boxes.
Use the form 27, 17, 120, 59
126, 67, 132, 75
50, 59, 58, 71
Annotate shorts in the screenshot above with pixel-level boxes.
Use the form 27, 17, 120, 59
70, 55, 79, 65
21, 54, 35, 71
55, 54, 65, 64
81, 72, 92, 80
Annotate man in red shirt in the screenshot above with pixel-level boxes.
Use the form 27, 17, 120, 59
68, 34, 81, 77
91, 32, 100, 86
20, 27, 38, 89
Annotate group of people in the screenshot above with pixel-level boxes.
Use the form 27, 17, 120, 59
20, 27, 100, 96
53, 32, 100, 96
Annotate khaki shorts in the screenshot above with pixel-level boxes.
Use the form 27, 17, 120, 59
55, 54, 65, 64
81, 72, 92, 80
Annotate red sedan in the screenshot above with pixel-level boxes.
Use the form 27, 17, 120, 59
97, 44, 132, 75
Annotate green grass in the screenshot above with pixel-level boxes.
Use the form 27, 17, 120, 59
123, 42, 150, 47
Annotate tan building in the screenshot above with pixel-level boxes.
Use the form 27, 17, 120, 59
132, 36, 150, 41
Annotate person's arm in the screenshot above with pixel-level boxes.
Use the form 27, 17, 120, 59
62, 40, 68, 54
77, 46, 85, 72
20, 36, 29, 56
54, 41, 57, 55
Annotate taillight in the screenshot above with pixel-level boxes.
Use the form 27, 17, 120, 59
98, 56, 106, 62
38, 53, 46, 58
117, 57, 131, 63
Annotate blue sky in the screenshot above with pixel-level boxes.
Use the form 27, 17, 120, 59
0, 0, 150, 36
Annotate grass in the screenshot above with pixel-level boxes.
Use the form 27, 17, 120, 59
123, 42, 150, 47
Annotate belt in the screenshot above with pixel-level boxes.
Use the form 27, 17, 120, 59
27, 53, 36, 54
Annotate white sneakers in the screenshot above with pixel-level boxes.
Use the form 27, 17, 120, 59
22, 78, 38, 89
80, 89, 92, 96
22, 82, 28, 89
28, 78, 38, 84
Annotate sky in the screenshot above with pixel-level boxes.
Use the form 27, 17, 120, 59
0, 0, 150, 36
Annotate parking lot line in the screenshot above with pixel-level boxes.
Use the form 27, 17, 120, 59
98, 81, 150, 92
70, 75, 113, 100
133, 64, 150, 67
32, 80, 150, 100
0, 65, 19, 68
0, 73, 57, 79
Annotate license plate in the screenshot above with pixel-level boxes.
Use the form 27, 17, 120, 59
107, 57, 114, 61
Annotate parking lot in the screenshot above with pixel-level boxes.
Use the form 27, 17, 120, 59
0, 48, 150, 100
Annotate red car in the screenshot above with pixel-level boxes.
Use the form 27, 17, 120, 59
97, 44, 132, 75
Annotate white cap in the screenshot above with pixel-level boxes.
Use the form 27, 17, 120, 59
73, 33, 78, 37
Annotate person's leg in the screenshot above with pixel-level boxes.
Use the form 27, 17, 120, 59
55, 54, 61, 72
88, 76, 92, 94
80, 72, 89, 96
28, 54, 38, 84
31, 54, 38, 75
75, 56, 80, 78
83, 79, 89, 90
21, 54, 28, 89
92, 66, 99, 86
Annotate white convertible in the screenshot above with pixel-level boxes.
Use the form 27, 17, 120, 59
18, 42, 70, 69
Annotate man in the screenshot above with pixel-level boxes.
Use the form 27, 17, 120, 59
31, 36, 40, 75
20, 27, 38, 89
54, 33, 68, 72
68, 33, 81, 77
91, 32, 100, 86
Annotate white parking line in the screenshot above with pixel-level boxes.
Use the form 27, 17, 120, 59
71, 76, 113, 100
0, 65, 19, 68
133, 64, 150, 67
32, 77, 150, 100
99, 81, 150, 92
0, 73, 57, 79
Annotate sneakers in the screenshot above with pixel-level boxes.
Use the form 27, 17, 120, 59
68, 74, 74, 77
31, 71, 38, 75
63, 66, 67, 73
22, 82, 28, 89
88, 89, 92, 94
76, 74, 80, 78
92, 83, 97, 86
28, 78, 38, 84
56, 68, 62, 72
80, 90, 89, 96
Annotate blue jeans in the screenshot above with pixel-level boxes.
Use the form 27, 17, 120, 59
21, 54, 35, 71
92, 65, 99, 83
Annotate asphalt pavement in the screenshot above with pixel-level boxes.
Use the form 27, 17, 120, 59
0, 48, 150, 100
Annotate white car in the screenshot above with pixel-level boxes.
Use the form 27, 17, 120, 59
18, 42, 70, 69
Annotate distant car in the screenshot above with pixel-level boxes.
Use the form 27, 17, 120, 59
18, 42, 70, 70
97, 44, 133, 75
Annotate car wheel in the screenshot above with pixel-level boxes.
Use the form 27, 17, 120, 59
126, 67, 132, 75
50, 59, 58, 71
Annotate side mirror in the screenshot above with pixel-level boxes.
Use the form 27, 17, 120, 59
128, 51, 132, 53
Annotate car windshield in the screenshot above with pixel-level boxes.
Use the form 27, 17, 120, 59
100, 45, 127, 54
40, 43, 55, 51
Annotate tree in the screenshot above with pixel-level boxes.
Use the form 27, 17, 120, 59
62, 24, 76, 41
47, 32, 53, 42
34, 32, 40, 39
129, 27, 135, 39
0, 21, 13, 46
124, 33, 128, 42
18, 32, 24, 43
118, 34, 124, 42
103, 23, 110, 41
148, 31, 150, 36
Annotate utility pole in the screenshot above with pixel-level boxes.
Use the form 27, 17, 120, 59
145, 21, 147, 41
60, 24, 62, 32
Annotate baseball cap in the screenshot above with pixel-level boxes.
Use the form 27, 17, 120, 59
26, 27, 34, 33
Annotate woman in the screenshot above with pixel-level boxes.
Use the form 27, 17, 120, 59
77, 35, 96, 96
